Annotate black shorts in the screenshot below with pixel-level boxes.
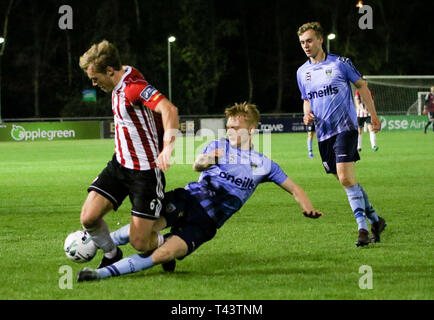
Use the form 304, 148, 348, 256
88, 155, 166, 220
318, 130, 360, 174
165, 188, 217, 259
358, 116, 371, 128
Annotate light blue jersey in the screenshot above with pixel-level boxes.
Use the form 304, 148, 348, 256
185, 138, 288, 228
297, 53, 362, 142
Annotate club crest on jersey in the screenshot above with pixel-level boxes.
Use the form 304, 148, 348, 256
325, 69, 332, 77
305, 72, 311, 81
140, 85, 158, 102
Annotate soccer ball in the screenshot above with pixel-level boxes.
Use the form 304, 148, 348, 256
64, 230, 97, 263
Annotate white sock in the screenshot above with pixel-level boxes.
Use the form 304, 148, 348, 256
370, 131, 376, 148
84, 220, 117, 258
307, 138, 313, 153
157, 233, 164, 247
357, 134, 362, 149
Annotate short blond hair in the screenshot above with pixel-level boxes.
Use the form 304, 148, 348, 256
225, 102, 260, 128
297, 21, 324, 39
79, 40, 122, 73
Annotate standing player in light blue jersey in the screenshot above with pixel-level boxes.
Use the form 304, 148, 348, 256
296, 22, 386, 247
77, 102, 323, 282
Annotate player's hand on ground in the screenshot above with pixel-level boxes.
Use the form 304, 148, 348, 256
302, 210, 323, 219
303, 112, 315, 126
370, 116, 381, 133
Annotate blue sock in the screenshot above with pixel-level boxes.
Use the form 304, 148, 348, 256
97, 254, 154, 279
345, 184, 369, 231
307, 138, 313, 153
110, 224, 130, 246
359, 186, 379, 224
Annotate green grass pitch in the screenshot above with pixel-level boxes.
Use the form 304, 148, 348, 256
0, 131, 433, 300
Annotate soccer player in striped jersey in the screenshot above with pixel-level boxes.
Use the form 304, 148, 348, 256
296, 22, 386, 246
355, 87, 378, 152
78, 40, 179, 268
423, 86, 434, 133
77, 103, 323, 282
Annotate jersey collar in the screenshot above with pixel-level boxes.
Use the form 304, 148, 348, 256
113, 66, 132, 91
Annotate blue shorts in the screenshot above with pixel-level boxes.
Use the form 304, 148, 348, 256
318, 130, 360, 174
164, 188, 217, 259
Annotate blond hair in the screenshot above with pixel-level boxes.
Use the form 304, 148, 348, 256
225, 102, 260, 128
297, 21, 324, 39
79, 40, 122, 73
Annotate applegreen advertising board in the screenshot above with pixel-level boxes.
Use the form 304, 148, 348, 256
0, 122, 101, 142
378, 115, 428, 131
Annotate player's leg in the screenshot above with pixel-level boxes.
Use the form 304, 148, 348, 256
307, 130, 314, 158
126, 167, 167, 252
80, 191, 119, 258
336, 162, 370, 246
77, 195, 217, 282
129, 216, 164, 252
110, 218, 168, 246
424, 114, 432, 133
368, 126, 378, 151
367, 118, 378, 151
77, 235, 189, 282
357, 127, 362, 151
82, 159, 127, 266
109, 188, 184, 247
357, 117, 364, 151
358, 185, 386, 242
334, 131, 372, 246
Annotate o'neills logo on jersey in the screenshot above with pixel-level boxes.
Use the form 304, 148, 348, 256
307, 85, 339, 99
218, 171, 255, 190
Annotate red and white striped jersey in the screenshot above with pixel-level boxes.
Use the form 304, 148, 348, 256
355, 90, 373, 117
425, 93, 434, 112
112, 66, 165, 171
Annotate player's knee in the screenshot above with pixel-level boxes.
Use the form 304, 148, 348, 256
80, 206, 99, 229
130, 235, 154, 252
339, 175, 355, 188
154, 245, 176, 263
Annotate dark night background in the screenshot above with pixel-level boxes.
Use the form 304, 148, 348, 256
0, 0, 433, 119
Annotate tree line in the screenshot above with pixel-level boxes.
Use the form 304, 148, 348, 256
0, 0, 432, 119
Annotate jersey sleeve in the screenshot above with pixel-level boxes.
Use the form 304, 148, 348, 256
266, 160, 288, 185
297, 69, 308, 100
124, 82, 165, 110
338, 57, 362, 84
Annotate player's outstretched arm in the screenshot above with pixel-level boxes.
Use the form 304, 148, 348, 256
279, 177, 323, 219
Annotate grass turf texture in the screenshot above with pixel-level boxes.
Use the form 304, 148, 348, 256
0, 131, 433, 300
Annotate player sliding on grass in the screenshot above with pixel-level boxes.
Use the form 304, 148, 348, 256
78, 40, 178, 269
77, 102, 323, 282
296, 22, 386, 246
